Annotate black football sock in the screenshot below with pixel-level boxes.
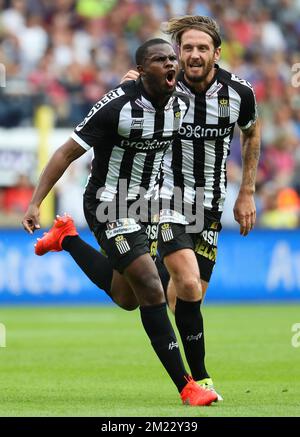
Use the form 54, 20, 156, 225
155, 257, 170, 300
175, 297, 210, 381
62, 236, 113, 297
140, 303, 189, 392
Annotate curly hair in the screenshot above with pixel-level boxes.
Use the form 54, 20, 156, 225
165, 15, 221, 48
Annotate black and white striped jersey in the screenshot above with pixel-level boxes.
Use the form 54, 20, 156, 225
71, 79, 189, 205
160, 66, 258, 215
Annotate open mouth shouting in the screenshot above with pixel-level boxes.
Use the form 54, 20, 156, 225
165, 69, 176, 88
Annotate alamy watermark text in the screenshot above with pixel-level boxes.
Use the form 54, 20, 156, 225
95, 180, 204, 233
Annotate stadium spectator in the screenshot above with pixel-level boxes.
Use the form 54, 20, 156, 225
0, 173, 34, 226
259, 184, 300, 228
3, 173, 34, 214
0, 0, 299, 228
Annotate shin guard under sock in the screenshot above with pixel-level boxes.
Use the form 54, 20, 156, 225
140, 303, 189, 392
175, 297, 210, 380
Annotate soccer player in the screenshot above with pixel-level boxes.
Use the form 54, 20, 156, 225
120, 15, 261, 399
159, 15, 260, 397
22, 38, 217, 406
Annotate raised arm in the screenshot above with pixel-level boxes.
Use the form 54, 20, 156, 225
233, 120, 261, 236
22, 138, 86, 234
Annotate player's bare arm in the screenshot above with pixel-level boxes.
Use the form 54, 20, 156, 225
234, 120, 261, 236
22, 138, 86, 234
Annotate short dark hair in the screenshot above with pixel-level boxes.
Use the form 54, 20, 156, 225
135, 38, 172, 65
165, 15, 221, 49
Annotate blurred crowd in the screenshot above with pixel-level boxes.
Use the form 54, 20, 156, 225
0, 0, 300, 228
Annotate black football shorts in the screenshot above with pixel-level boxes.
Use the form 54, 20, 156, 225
158, 211, 222, 282
83, 193, 159, 272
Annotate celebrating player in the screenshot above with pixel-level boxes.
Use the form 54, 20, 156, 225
22, 38, 217, 407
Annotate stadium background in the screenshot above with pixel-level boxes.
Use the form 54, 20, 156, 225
0, 0, 300, 418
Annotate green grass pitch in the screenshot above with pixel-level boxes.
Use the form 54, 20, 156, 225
0, 304, 299, 417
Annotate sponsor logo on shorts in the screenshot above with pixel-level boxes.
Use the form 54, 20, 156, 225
160, 223, 174, 242
145, 223, 158, 259
115, 235, 130, 255
194, 223, 220, 261
146, 223, 158, 241
201, 223, 220, 246
195, 241, 217, 262
105, 218, 141, 239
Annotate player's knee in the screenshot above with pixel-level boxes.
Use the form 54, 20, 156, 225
176, 275, 200, 290
174, 276, 202, 300
142, 289, 164, 306
138, 275, 165, 306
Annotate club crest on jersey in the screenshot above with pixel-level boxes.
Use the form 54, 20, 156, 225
175, 111, 181, 118
115, 235, 130, 254
218, 98, 230, 118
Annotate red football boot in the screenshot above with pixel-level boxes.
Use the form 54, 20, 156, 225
35, 214, 78, 256
180, 377, 218, 406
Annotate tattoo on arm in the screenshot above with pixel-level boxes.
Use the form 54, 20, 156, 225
240, 121, 261, 193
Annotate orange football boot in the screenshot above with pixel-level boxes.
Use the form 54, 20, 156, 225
180, 377, 218, 406
35, 214, 78, 256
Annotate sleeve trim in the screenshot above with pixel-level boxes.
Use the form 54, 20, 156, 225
239, 118, 257, 131
71, 132, 92, 151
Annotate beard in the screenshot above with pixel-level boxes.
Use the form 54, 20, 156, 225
183, 58, 215, 84
185, 73, 206, 83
